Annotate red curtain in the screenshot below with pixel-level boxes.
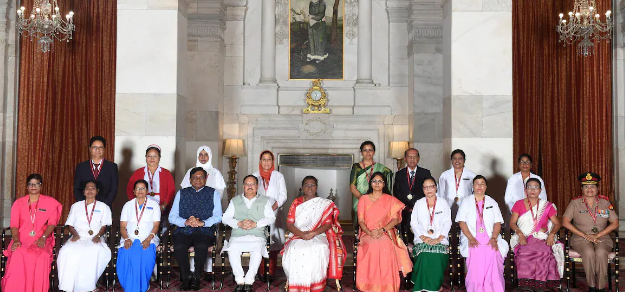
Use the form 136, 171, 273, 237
513, 0, 613, 214
15, 0, 116, 221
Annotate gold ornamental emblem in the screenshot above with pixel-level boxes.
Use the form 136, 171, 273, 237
304, 79, 330, 114
586, 173, 593, 180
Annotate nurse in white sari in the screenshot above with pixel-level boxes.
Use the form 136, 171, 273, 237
282, 176, 346, 292
58, 180, 112, 292
253, 150, 288, 277
438, 149, 476, 211
456, 175, 508, 292
504, 153, 547, 213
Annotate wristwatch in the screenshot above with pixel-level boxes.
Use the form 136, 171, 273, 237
382, 228, 387, 233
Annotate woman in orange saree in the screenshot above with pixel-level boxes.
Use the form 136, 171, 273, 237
356, 172, 412, 292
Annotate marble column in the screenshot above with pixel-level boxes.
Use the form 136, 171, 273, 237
442, 0, 513, 196
115, 0, 190, 198
356, 0, 373, 84
259, 0, 276, 84
615, 0, 625, 234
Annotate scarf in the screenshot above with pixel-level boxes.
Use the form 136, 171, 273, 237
259, 150, 275, 186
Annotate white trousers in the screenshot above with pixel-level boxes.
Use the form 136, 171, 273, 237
227, 250, 263, 285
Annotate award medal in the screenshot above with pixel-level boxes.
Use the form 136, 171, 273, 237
406, 169, 416, 201
85, 200, 97, 236
475, 197, 485, 233
147, 168, 156, 197
454, 170, 463, 205
28, 197, 39, 237
584, 199, 599, 234
528, 198, 540, 237
427, 197, 437, 235
134, 199, 147, 237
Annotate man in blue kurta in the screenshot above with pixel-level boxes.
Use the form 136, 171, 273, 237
169, 167, 222, 290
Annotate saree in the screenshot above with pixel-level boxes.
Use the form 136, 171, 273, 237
281, 197, 346, 292
356, 194, 412, 292
412, 244, 448, 292
350, 162, 393, 221
2, 195, 62, 292
510, 200, 562, 290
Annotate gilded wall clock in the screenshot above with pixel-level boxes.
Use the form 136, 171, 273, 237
303, 79, 330, 114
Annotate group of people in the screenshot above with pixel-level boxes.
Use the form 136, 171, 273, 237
349, 141, 619, 292
0, 136, 619, 292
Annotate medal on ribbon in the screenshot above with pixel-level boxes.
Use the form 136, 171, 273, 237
85, 200, 97, 236
134, 199, 147, 236
584, 199, 600, 234
427, 197, 437, 235
475, 197, 485, 233
28, 197, 39, 237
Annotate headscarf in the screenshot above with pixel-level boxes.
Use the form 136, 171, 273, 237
180, 146, 227, 194
259, 150, 275, 186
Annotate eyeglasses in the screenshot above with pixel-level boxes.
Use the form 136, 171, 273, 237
362, 149, 374, 153
451, 157, 464, 161
243, 183, 257, 187
91, 146, 104, 150
303, 184, 317, 188
423, 185, 436, 190
191, 176, 206, 181
27, 183, 42, 187
519, 161, 531, 165
526, 186, 540, 190
135, 187, 147, 191
582, 185, 597, 189
146, 155, 160, 159
405, 155, 419, 160
371, 179, 384, 184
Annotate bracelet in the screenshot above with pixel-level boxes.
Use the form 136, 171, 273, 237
150, 233, 156, 237
124, 238, 131, 241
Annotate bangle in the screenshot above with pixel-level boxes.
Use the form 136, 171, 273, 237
124, 238, 131, 241
150, 233, 156, 237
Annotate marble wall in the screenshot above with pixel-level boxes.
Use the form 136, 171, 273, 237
615, 0, 625, 233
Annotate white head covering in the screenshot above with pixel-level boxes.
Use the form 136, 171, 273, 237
180, 146, 227, 197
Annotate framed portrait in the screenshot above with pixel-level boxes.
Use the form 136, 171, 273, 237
289, 0, 344, 80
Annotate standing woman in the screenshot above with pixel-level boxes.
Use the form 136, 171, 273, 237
58, 180, 112, 292
438, 149, 476, 210
127, 144, 176, 211
1, 173, 62, 292
117, 180, 161, 292
350, 141, 393, 223
253, 150, 288, 278
504, 153, 547, 212
410, 177, 452, 292
180, 145, 227, 197
356, 172, 412, 292
456, 175, 508, 292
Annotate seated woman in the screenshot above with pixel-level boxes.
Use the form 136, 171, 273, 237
456, 175, 508, 292
562, 173, 619, 292
116, 179, 161, 292
509, 178, 562, 291
1, 173, 62, 292
282, 176, 346, 292
58, 180, 113, 292
410, 177, 452, 292
356, 172, 412, 292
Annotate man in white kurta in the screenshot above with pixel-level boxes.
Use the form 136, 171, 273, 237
222, 175, 276, 291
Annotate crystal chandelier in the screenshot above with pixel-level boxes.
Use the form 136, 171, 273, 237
16, 0, 75, 53
557, 0, 612, 57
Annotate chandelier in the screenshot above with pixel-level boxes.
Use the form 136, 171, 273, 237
16, 0, 75, 53
557, 0, 612, 57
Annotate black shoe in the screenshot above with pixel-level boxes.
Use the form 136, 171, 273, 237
589, 288, 597, 292
597, 289, 606, 292
180, 277, 192, 291
190, 276, 201, 291
244, 284, 252, 292
204, 273, 214, 282
235, 284, 244, 292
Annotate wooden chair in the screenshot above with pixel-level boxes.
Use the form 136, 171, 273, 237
565, 229, 619, 292
219, 225, 271, 291
507, 229, 563, 291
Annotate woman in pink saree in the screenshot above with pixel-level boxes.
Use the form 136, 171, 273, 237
356, 172, 412, 292
509, 178, 563, 291
2, 173, 62, 292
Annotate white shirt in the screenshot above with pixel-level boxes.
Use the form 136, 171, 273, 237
504, 172, 548, 212
222, 194, 276, 230
253, 171, 288, 208
143, 166, 162, 203
410, 197, 452, 245
455, 195, 509, 258
119, 198, 161, 246
437, 167, 476, 207
221, 194, 276, 255
65, 200, 112, 239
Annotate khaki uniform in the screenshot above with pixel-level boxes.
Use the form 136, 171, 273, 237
563, 196, 617, 289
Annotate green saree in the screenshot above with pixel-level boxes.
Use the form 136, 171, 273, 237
349, 162, 393, 222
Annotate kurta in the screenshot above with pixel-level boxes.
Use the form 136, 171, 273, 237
127, 166, 176, 208
58, 200, 112, 292
504, 172, 548, 212
180, 146, 227, 197
253, 170, 288, 251
437, 167, 476, 209
307, 0, 328, 61
356, 194, 412, 292
2, 195, 62, 292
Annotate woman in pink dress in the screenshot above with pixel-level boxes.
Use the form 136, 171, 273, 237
2, 173, 62, 292
355, 172, 412, 292
456, 175, 509, 292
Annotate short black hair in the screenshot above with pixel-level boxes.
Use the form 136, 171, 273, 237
146, 146, 161, 156
422, 176, 437, 187
302, 176, 318, 186
404, 148, 419, 158
134, 179, 148, 189
243, 175, 259, 184
366, 172, 391, 194
518, 153, 533, 163
525, 178, 542, 189
26, 173, 43, 184
473, 175, 488, 186
451, 149, 466, 160
360, 141, 376, 152
90, 136, 106, 148
190, 167, 208, 178
82, 179, 101, 190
